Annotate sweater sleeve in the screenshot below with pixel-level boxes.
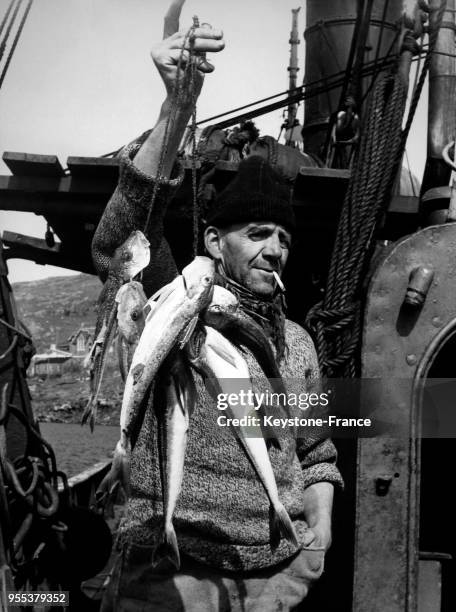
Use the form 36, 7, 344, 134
91, 142, 184, 293
287, 321, 344, 490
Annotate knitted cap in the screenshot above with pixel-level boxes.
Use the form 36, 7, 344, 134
205, 156, 296, 232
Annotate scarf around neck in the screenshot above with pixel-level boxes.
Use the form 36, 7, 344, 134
214, 266, 288, 363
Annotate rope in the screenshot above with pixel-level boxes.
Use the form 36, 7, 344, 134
143, 24, 195, 235
0, 0, 21, 62
105, 49, 428, 161
189, 18, 200, 257
0, 0, 17, 41
195, 49, 417, 127
0, 316, 32, 341
0, 0, 33, 91
142, 18, 201, 257
0, 384, 65, 581
369, 0, 391, 89
0, 334, 17, 360
307, 2, 446, 378
307, 72, 407, 376
338, 0, 365, 111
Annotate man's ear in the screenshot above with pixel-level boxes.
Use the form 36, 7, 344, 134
204, 226, 224, 261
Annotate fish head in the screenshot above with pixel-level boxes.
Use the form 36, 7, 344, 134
116, 281, 147, 342
184, 322, 207, 369
181, 256, 215, 306
113, 230, 151, 280
202, 286, 238, 329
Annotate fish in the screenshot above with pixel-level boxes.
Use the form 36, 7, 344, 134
152, 351, 197, 569
115, 281, 148, 381
97, 256, 214, 503
202, 285, 288, 398
127, 256, 214, 413
202, 285, 289, 438
83, 230, 150, 430
185, 325, 299, 551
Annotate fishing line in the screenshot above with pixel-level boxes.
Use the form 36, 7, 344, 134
189, 20, 199, 257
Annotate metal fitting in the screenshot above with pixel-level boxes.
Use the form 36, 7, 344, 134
403, 266, 434, 307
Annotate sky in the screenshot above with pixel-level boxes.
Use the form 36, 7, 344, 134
0, 0, 428, 283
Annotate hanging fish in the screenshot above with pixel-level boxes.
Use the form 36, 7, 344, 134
115, 281, 148, 381
185, 325, 299, 551
83, 230, 150, 431
97, 256, 214, 502
202, 285, 289, 409
152, 351, 197, 569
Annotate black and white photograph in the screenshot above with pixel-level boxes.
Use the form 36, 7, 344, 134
0, 0, 455, 610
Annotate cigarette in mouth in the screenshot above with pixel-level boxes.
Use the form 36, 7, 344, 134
273, 271, 285, 292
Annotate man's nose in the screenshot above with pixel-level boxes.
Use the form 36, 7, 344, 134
262, 235, 282, 260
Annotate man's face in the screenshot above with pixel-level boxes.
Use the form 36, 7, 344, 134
208, 221, 292, 297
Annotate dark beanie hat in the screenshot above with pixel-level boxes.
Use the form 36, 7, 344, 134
205, 155, 296, 232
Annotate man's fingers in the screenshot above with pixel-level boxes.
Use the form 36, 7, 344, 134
163, 0, 186, 39
196, 57, 215, 73
172, 27, 223, 41
302, 528, 318, 547
166, 49, 191, 65
169, 37, 225, 53
163, 50, 214, 74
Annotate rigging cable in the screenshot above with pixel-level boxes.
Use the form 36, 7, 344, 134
338, 0, 366, 110
0, 0, 21, 62
368, 0, 391, 92
350, 0, 375, 108
0, 0, 17, 41
0, 0, 33, 91
306, 0, 447, 377
103, 49, 429, 159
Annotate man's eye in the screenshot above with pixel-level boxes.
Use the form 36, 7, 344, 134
279, 234, 291, 249
249, 231, 268, 240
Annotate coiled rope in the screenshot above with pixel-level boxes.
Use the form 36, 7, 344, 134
306, 0, 447, 378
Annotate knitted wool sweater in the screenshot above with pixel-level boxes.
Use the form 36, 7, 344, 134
92, 144, 344, 572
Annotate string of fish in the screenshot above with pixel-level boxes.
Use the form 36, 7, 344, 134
83, 20, 201, 430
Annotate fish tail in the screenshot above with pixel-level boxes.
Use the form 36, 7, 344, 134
97, 442, 131, 502
269, 502, 299, 550
80, 398, 97, 432
257, 405, 282, 451
84, 315, 118, 430
151, 525, 180, 569
81, 398, 92, 426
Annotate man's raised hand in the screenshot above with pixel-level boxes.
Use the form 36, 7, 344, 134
151, 1, 224, 103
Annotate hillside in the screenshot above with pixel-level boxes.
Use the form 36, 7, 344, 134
12, 273, 122, 424
12, 273, 102, 352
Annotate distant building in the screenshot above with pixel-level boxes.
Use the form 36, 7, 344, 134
68, 324, 94, 357
30, 344, 72, 377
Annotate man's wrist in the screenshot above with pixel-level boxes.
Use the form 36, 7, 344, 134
302, 482, 334, 523
161, 95, 194, 119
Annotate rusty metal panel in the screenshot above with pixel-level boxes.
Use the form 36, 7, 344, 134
354, 224, 456, 612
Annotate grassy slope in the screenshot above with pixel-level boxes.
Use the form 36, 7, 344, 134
13, 274, 122, 424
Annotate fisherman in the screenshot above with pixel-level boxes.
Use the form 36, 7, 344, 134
94, 17, 343, 612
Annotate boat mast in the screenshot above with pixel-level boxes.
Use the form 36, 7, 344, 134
282, 7, 303, 148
